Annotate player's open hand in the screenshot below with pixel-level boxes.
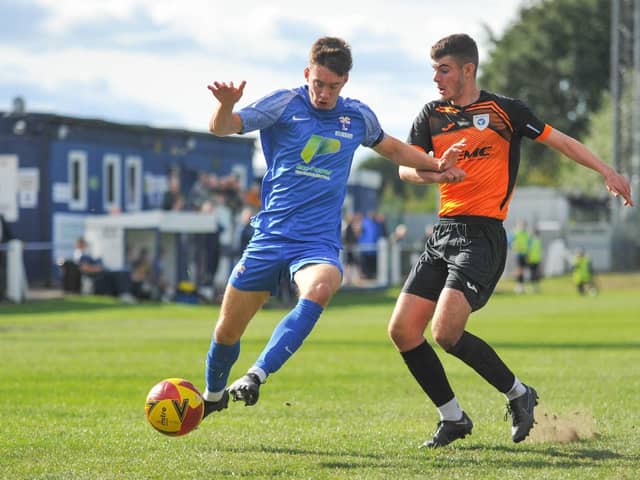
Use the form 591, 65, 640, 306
207, 80, 247, 106
604, 170, 634, 206
438, 139, 466, 171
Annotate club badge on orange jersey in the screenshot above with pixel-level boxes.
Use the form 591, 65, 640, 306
473, 114, 490, 131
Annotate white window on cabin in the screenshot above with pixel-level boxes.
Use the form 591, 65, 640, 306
68, 150, 87, 211
125, 156, 142, 211
103, 153, 121, 213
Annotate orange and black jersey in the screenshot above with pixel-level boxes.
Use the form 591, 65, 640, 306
407, 90, 552, 220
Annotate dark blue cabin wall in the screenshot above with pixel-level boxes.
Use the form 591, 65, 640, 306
0, 111, 256, 287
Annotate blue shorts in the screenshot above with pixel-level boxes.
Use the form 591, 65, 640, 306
229, 238, 343, 295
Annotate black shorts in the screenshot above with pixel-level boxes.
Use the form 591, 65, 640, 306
402, 216, 507, 311
528, 262, 540, 281
516, 253, 528, 268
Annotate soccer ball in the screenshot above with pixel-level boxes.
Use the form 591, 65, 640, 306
145, 378, 204, 436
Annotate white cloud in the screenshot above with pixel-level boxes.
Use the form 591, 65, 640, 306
1, 0, 523, 146
36, 0, 141, 33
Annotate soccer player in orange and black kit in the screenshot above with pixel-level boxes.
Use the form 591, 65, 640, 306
388, 33, 634, 449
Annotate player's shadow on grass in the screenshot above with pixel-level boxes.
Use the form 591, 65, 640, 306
490, 341, 640, 351
224, 445, 400, 473
225, 444, 385, 460
452, 444, 626, 468
463, 443, 623, 459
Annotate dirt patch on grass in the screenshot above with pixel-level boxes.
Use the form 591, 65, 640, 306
528, 405, 600, 443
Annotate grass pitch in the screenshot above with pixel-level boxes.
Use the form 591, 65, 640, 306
1, 273, 639, 479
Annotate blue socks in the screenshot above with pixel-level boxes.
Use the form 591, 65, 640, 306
205, 298, 323, 396
205, 339, 240, 395
255, 298, 323, 376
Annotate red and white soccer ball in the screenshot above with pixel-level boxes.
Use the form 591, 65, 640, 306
145, 378, 204, 436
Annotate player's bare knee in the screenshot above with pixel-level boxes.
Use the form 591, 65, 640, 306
387, 321, 403, 346
214, 323, 241, 344
388, 321, 418, 350
301, 281, 335, 306
431, 327, 459, 351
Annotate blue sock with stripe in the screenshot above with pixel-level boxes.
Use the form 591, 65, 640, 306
255, 298, 323, 376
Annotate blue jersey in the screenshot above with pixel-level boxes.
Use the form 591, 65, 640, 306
237, 86, 384, 248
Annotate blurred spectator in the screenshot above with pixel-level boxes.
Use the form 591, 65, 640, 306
188, 171, 212, 211
206, 173, 221, 200
73, 237, 136, 303
374, 211, 388, 238
220, 174, 243, 213
130, 246, 153, 299
526, 228, 543, 293
572, 248, 598, 296
152, 246, 172, 301
422, 224, 434, 245
197, 199, 222, 287
244, 180, 262, 210
511, 220, 530, 293
0, 214, 15, 301
391, 223, 415, 276
391, 223, 408, 244
358, 211, 382, 280
342, 212, 362, 286
162, 173, 184, 211
238, 206, 255, 255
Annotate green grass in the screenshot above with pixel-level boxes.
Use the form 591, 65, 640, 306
1, 273, 639, 479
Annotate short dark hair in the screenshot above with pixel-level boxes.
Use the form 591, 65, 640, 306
431, 33, 478, 72
309, 37, 353, 76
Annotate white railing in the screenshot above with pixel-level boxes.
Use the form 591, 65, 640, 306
3, 240, 28, 303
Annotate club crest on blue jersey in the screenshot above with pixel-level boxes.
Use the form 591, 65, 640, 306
473, 114, 490, 131
335, 115, 353, 139
233, 263, 246, 278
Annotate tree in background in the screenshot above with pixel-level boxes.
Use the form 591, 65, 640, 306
558, 90, 611, 196
480, 0, 611, 187
359, 0, 628, 214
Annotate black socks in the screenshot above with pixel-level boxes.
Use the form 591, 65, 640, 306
401, 341, 455, 407
446, 331, 515, 393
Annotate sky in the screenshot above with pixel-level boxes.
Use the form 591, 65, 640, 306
0, 0, 526, 162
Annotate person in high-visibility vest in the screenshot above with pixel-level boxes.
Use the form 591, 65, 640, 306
572, 248, 597, 295
526, 229, 543, 292
512, 220, 530, 293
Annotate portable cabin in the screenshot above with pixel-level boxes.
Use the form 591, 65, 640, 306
0, 107, 255, 287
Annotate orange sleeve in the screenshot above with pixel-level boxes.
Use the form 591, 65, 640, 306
536, 124, 553, 142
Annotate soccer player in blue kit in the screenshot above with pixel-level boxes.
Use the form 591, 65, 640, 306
200, 36, 467, 417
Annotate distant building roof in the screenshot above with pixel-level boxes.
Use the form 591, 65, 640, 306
0, 110, 254, 148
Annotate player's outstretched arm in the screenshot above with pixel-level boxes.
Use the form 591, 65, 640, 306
372, 135, 465, 171
399, 165, 466, 185
207, 80, 246, 136
542, 129, 634, 206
